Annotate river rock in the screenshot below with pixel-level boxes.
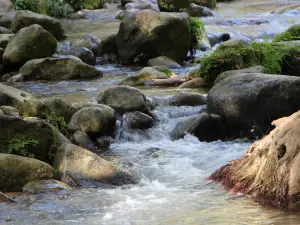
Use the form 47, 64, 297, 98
57, 46, 96, 66
207, 33, 231, 47
71, 35, 101, 56
147, 56, 181, 68
3, 24, 57, 68
117, 10, 191, 64
0, 154, 54, 192
72, 131, 97, 150
123, 111, 154, 129
0, 83, 33, 107
98, 34, 118, 56
19, 99, 51, 118
149, 78, 184, 87
158, 0, 215, 11
6, 73, 24, 82
207, 73, 300, 138
210, 110, 300, 210
0, 33, 13, 48
170, 113, 227, 141
120, 66, 172, 86
115, 9, 138, 20
68, 107, 108, 136
11, 10, 66, 40
0, 0, 13, 13
0, 105, 19, 116
0, 46, 3, 62
0, 115, 69, 162
19, 57, 103, 80
214, 65, 265, 84
170, 92, 207, 106
43, 97, 77, 123
0, 26, 12, 34
187, 3, 214, 17
97, 86, 149, 114
95, 136, 114, 148
178, 77, 208, 88
23, 179, 72, 194
54, 143, 137, 186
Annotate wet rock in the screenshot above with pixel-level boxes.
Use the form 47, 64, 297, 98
11, 10, 66, 40
170, 113, 227, 141
208, 73, 300, 138
0, 83, 33, 107
0, 13, 13, 28
57, 46, 96, 66
96, 136, 114, 148
19, 99, 52, 118
146, 97, 157, 110
115, 9, 138, 20
0, 25, 12, 34
170, 92, 207, 106
147, 56, 181, 68
0, 105, 19, 116
187, 3, 213, 17
0, 115, 69, 162
19, 57, 103, 81
123, 111, 154, 129
6, 73, 24, 82
148, 78, 184, 87
0, 0, 12, 13
97, 86, 149, 114
73, 103, 116, 134
3, 24, 57, 68
125, 2, 154, 10
43, 97, 77, 123
120, 66, 172, 86
0, 33, 13, 48
159, 0, 215, 11
23, 179, 72, 194
209, 110, 300, 210
98, 34, 118, 56
178, 77, 209, 88
0, 154, 54, 192
71, 35, 101, 56
207, 33, 230, 47
141, 147, 165, 158
117, 10, 191, 64
68, 107, 108, 136
214, 65, 265, 84
54, 143, 137, 186
72, 131, 97, 151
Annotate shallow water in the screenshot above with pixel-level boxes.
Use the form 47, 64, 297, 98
3, 0, 300, 224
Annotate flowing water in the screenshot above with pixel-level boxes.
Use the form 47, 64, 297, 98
3, 0, 300, 224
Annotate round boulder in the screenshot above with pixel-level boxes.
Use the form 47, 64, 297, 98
71, 35, 101, 56
123, 111, 154, 129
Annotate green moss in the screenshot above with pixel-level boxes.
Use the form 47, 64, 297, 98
192, 42, 300, 82
189, 17, 205, 56
274, 25, 300, 42
82, 0, 103, 9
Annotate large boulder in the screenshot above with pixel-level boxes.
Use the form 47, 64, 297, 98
97, 86, 149, 114
119, 66, 172, 86
116, 10, 191, 64
68, 107, 108, 136
2, 24, 57, 67
10, 10, 66, 40
98, 34, 118, 56
0, 116, 68, 162
57, 46, 96, 66
19, 57, 103, 80
210, 110, 300, 210
158, 0, 216, 11
0, 26, 12, 34
0, 0, 13, 13
0, 83, 33, 108
170, 113, 227, 142
0, 154, 54, 192
123, 111, 154, 129
207, 73, 300, 138
54, 144, 137, 186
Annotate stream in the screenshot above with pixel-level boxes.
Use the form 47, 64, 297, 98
2, 0, 300, 224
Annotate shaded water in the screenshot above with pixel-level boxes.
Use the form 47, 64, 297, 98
3, 0, 300, 224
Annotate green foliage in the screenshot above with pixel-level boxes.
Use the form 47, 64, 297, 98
273, 25, 300, 42
65, 0, 83, 10
189, 17, 205, 56
13, 0, 41, 13
8, 138, 39, 158
45, 112, 67, 130
44, 0, 68, 18
192, 42, 300, 82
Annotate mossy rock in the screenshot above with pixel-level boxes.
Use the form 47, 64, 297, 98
82, 0, 103, 9
0, 153, 54, 192
274, 25, 300, 42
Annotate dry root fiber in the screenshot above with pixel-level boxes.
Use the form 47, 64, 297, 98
209, 110, 300, 210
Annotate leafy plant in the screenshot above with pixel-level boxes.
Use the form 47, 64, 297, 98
8, 138, 39, 158
273, 25, 300, 42
45, 112, 67, 130
13, 0, 41, 13
189, 17, 206, 56
192, 41, 300, 82
65, 0, 83, 10
44, 0, 68, 18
